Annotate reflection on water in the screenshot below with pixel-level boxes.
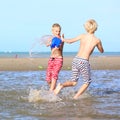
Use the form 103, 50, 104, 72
0, 70, 120, 120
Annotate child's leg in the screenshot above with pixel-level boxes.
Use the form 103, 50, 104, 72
47, 81, 51, 87
62, 81, 77, 87
54, 81, 77, 95
49, 79, 57, 91
73, 83, 90, 99
73, 58, 91, 99
50, 58, 63, 91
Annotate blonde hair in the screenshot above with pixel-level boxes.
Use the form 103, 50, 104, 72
52, 23, 61, 31
84, 19, 98, 33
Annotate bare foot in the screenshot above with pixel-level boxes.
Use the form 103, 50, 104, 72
73, 95, 79, 100
49, 89, 54, 93
54, 83, 63, 95
73, 93, 81, 100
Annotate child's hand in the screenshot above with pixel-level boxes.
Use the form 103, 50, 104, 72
61, 34, 64, 42
62, 34, 64, 38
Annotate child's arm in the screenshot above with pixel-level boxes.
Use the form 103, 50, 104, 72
61, 35, 81, 44
97, 40, 104, 53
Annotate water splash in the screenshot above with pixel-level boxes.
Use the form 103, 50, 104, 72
28, 88, 62, 102
29, 35, 53, 58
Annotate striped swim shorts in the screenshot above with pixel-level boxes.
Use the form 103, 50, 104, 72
71, 56, 91, 84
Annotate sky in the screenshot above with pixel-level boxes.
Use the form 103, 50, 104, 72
0, 0, 120, 52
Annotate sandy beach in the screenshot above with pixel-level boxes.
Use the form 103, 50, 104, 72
0, 56, 120, 71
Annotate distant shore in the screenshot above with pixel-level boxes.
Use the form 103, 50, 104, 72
0, 56, 120, 71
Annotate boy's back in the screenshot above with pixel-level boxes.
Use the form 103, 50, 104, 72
77, 33, 103, 60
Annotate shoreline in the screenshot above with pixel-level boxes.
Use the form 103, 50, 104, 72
0, 56, 120, 71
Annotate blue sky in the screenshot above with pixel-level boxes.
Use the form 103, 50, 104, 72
0, 0, 120, 52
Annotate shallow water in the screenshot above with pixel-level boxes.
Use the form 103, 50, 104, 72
0, 70, 120, 120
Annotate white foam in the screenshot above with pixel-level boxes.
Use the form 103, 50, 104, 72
28, 88, 41, 102
28, 88, 62, 103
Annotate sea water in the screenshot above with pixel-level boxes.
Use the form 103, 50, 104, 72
0, 51, 120, 58
0, 70, 120, 120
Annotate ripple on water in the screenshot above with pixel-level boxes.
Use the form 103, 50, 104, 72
0, 70, 120, 120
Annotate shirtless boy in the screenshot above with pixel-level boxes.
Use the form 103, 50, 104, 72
46, 23, 64, 91
54, 19, 104, 99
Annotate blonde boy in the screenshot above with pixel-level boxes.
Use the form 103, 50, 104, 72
46, 23, 64, 91
54, 19, 104, 99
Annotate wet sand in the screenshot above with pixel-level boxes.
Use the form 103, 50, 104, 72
0, 56, 120, 71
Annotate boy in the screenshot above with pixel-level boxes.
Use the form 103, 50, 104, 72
54, 19, 104, 99
46, 23, 64, 91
